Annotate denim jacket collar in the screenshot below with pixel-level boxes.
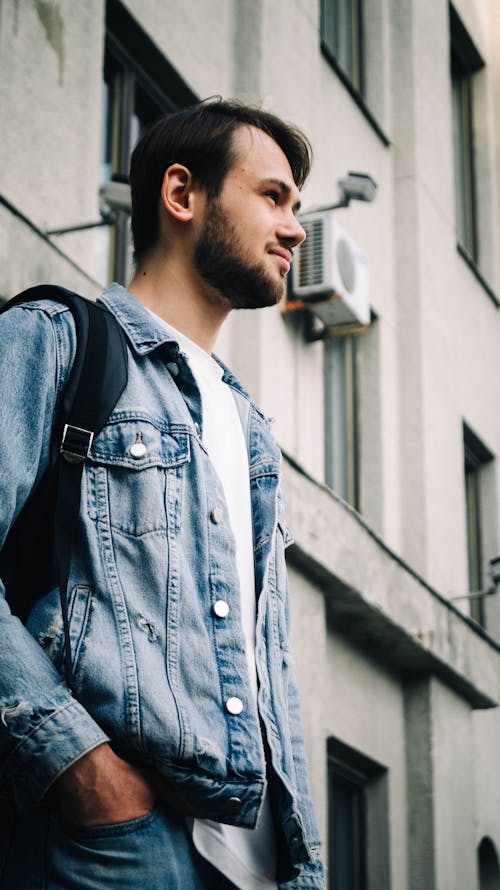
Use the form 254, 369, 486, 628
98, 283, 180, 356
98, 283, 269, 425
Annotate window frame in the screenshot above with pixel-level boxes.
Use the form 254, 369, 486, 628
320, 0, 364, 95
324, 334, 360, 510
320, 0, 389, 146
102, 0, 196, 283
327, 737, 390, 890
328, 757, 367, 890
463, 422, 494, 626
449, 4, 484, 265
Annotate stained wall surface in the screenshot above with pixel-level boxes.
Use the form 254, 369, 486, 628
2, 1, 500, 887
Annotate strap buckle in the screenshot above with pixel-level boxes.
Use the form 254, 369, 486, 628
60, 424, 94, 464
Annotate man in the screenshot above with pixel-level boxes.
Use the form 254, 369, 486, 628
0, 100, 325, 889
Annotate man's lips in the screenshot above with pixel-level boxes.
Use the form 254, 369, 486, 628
269, 248, 292, 272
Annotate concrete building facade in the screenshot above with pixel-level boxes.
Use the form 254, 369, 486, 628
1, 0, 500, 887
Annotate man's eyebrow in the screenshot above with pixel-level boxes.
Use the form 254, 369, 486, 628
260, 178, 302, 212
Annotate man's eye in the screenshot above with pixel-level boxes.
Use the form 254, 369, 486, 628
265, 191, 280, 204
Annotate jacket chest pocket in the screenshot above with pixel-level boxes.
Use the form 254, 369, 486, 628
85, 417, 191, 537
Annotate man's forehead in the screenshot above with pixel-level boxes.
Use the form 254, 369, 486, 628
228, 125, 301, 199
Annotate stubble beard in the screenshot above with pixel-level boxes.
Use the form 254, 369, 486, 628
193, 200, 286, 310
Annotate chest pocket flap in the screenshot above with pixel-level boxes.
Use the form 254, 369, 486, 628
86, 416, 191, 537
89, 416, 191, 469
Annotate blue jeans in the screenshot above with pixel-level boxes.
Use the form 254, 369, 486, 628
0, 801, 236, 889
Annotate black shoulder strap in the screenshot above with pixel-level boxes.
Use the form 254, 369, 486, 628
1, 285, 128, 687
2, 284, 128, 448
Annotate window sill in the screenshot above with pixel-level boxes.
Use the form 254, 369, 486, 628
457, 244, 500, 307
320, 43, 390, 147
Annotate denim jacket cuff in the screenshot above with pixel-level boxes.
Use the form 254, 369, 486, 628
2, 698, 109, 807
279, 876, 326, 889
279, 878, 326, 889
278, 856, 326, 889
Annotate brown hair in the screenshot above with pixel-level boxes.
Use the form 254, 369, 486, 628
129, 98, 312, 264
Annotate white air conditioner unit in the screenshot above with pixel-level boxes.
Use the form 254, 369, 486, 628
289, 210, 370, 329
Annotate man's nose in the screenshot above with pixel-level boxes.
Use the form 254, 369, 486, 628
277, 213, 306, 248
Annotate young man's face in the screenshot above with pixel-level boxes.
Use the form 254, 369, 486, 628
194, 125, 306, 310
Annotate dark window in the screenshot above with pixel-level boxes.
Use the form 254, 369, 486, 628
464, 423, 493, 626
328, 738, 389, 890
320, 0, 389, 144
329, 759, 366, 889
324, 335, 359, 508
99, 0, 196, 284
450, 5, 484, 263
321, 0, 363, 94
478, 836, 500, 890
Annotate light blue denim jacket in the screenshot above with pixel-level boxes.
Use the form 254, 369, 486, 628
0, 284, 325, 888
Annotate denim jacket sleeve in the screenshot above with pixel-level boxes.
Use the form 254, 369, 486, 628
0, 303, 109, 807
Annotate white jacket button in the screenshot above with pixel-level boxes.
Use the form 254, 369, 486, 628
213, 600, 229, 618
226, 697, 244, 715
130, 435, 147, 458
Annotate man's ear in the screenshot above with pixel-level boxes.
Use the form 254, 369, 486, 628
160, 164, 200, 222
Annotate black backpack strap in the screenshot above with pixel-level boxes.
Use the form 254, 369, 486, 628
2, 284, 128, 446
1, 285, 128, 687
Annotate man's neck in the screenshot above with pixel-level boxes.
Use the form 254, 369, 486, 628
128, 256, 230, 353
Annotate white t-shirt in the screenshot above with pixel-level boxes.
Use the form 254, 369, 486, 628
148, 310, 278, 890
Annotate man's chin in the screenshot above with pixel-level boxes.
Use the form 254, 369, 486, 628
229, 281, 286, 311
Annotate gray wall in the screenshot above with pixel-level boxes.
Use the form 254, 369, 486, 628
2, 1, 500, 887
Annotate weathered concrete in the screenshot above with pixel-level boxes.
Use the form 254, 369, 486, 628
2, 0, 500, 886
0, 196, 102, 302
283, 455, 500, 709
